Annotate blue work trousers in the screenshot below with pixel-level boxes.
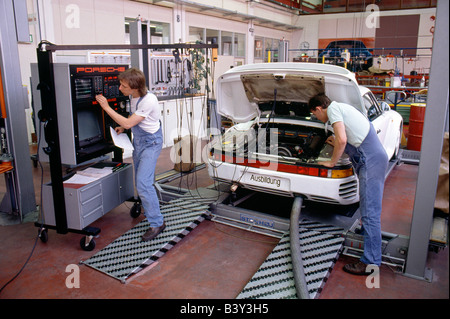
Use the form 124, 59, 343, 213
345, 124, 388, 266
131, 124, 164, 227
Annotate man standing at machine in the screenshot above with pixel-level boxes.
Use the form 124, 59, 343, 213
308, 93, 388, 275
96, 67, 165, 242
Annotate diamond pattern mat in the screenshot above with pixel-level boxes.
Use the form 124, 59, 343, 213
82, 198, 209, 283
237, 220, 345, 299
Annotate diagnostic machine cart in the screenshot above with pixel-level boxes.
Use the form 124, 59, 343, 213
33, 62, 134, 250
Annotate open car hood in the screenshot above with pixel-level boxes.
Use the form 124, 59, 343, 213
241, 73, 325, 103
216, 62, 364, 123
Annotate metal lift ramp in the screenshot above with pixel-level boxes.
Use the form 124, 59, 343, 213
82, 197, 210, 283
237, 220, 345, 299
155, 181, 354, 298
209, 188, 356, 299
212, 157, 406, 298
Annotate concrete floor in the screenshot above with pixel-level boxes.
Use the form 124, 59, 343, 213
0, 145, 448, 300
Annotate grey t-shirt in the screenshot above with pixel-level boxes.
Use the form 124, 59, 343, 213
327, 101, 370, 147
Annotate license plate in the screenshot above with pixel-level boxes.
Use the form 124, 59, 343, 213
243, 172, 289, 191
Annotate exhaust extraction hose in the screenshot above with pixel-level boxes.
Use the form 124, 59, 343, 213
290, 196, 310, 299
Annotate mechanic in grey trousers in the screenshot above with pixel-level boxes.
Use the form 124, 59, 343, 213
308, 93, 388, 275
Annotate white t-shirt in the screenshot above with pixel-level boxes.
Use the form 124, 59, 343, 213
130, 92, 161, 134
327, 101, 370, 147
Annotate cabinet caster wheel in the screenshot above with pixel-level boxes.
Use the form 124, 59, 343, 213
38, 228, 48, 243
80, 236, 95, 251
130, 202, 142, 218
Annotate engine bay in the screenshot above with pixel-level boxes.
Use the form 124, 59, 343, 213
260, 122, 330, 161
212, 117, 335, 164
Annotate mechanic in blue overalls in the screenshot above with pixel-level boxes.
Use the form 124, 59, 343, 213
308, 93, 388, 275
96, 67, 165, 242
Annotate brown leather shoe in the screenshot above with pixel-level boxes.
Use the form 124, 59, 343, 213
343, 261, 371, 276
142, 222, 166, 242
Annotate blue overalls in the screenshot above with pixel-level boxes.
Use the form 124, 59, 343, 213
132, 96, 164, 227
345, 124, 388, 266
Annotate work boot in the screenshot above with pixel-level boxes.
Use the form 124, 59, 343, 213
343, 261, 372, 276
142, 222, 166, 242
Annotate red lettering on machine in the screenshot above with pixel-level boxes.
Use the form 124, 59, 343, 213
76, 66, 126, 74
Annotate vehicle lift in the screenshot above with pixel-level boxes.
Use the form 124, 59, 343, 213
155, 146, 445, 290
207, 155, 411, 274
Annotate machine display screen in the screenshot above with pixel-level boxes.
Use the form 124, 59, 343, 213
74, 78, 93, 101
76, 109, 103, 148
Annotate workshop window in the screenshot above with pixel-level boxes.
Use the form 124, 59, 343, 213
264, 38, 279, 62
125, 19, 170, 45
206, 29, 219, 46
264, 38, 272, 62
150, 21, 170, 44
255, 37, 264, 59
235, 33, 246, 58
189, 26, 205, 43
189, 28, 245, 58
221, 31, 233, 56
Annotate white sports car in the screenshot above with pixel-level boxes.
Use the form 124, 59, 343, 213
207, 63, 403, 205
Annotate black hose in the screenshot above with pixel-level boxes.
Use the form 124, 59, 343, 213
290, 196, 310, 299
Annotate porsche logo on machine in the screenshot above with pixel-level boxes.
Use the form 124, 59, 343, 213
74, 66, 126, 74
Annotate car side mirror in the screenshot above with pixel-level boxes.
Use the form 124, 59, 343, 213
380, 101, 391, 111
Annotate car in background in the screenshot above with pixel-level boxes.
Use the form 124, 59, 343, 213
207, 62, 402, 205
319, 40, 373, 70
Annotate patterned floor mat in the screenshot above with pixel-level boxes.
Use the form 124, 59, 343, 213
237, 220, 345, 299
82, 198, 210, 283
